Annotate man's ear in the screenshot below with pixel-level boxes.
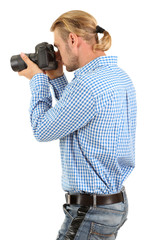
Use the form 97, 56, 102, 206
68, 33, 78, 47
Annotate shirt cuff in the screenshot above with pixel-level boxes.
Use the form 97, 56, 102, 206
30, 73, 50, 95
48, 74, 68, 90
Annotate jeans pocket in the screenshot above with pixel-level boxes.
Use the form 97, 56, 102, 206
63, 204, 74, 219
89, 222, 118, 240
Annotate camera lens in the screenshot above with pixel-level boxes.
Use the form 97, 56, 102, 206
10, 55, 27, 72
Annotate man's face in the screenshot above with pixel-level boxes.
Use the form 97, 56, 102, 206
54, 29, 79, 72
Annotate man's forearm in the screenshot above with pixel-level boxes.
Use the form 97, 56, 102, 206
48, 74, 68, 100
29, 73, 52, 141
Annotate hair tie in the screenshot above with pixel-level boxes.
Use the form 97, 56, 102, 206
96, 25, 105, 34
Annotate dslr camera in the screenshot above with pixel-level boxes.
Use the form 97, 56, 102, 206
10, 42, 58, 72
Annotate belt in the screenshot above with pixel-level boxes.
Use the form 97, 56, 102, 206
65, 191, 124, 207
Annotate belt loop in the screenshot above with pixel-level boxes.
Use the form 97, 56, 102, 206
121, 186, 126, 203
65, 193, 71, 204
93, 194, 97, 208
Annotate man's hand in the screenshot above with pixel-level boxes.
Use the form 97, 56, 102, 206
18, 53, 43, 80
45, 51, 64, 80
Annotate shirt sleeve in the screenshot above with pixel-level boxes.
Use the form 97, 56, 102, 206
29, 73, 97, 142
48, 74, 68, 100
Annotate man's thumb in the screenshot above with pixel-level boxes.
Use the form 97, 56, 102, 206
20, 53, 31, 66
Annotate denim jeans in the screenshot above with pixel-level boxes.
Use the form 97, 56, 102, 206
56, 188, 128, 240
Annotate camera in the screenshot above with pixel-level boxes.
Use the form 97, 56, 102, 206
10, 42, 58, 72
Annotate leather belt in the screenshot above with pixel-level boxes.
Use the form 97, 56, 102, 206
65, 191, 124, 207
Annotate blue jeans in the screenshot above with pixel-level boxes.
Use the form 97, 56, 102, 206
56, 188, 128, 240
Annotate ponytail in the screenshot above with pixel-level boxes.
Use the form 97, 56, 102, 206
93, 30, 112, 52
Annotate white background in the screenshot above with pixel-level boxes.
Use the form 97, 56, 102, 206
0, 0, 151, 239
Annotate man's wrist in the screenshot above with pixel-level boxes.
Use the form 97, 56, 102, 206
48, 74, 64, 81
46, 73, 64, 80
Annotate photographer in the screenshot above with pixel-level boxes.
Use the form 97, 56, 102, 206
18, 10, 137, 240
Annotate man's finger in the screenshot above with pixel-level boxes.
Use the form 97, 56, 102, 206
18, 69, 27, 77
20, 53, 32, 66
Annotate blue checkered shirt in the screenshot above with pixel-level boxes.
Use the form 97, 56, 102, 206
30, 56, 137, 194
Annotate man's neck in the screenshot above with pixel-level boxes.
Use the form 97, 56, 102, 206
78, 43, 106, 68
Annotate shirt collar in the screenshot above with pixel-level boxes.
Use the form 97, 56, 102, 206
74, 56, 118, 77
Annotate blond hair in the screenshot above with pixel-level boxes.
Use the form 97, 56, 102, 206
50, 10, 111, 52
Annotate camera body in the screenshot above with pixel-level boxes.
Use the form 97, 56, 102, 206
10, 42, 58, 72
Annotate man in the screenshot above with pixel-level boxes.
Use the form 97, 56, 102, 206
18, 10, 137, 240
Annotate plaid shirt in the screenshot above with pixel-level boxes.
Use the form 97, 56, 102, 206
30, 56, 137, 194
